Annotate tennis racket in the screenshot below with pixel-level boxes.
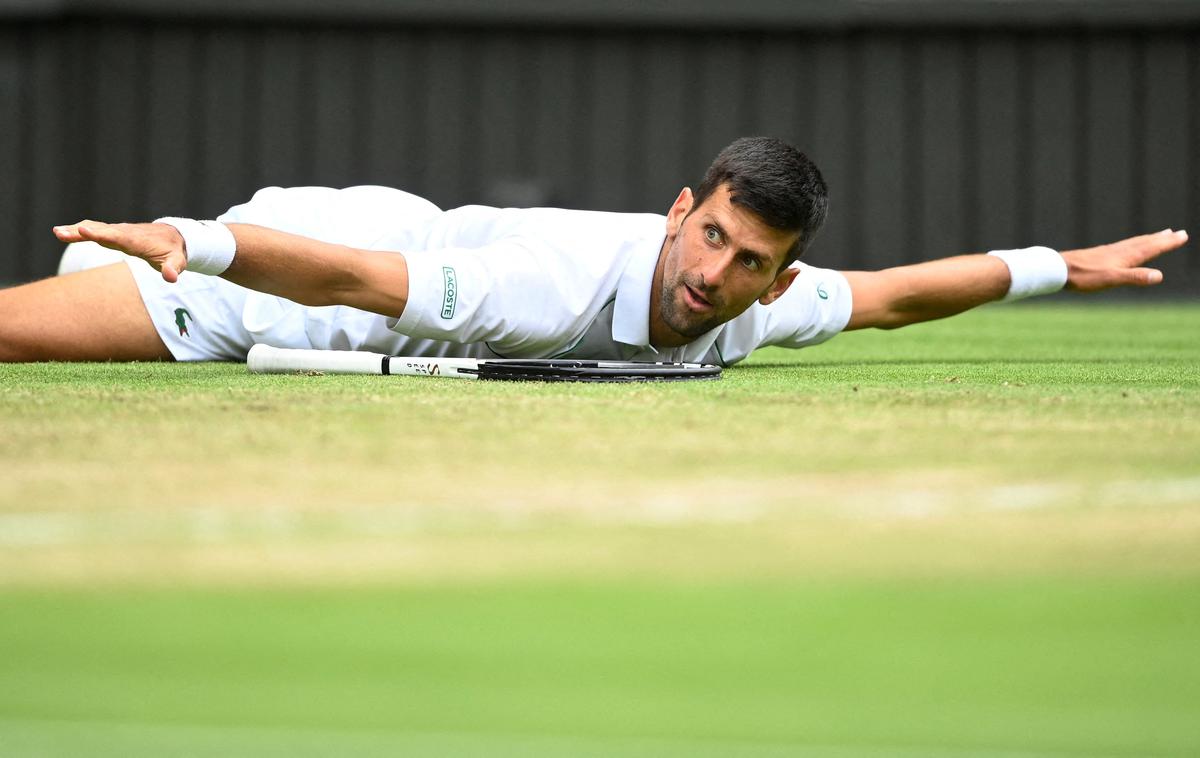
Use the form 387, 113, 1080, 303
246, 344, 721, 382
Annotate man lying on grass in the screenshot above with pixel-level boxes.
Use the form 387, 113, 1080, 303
0, 137, 1188, 364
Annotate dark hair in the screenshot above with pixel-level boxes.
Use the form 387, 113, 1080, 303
692, 136, 829, 265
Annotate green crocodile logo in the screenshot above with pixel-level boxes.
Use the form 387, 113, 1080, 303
174, 308, 192, 337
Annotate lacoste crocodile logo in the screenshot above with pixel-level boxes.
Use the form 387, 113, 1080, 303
174, 308, 192, 337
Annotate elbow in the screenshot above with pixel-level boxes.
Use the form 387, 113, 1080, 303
303, 253, 372, 308
876, 316, 916, 330
870, 306, 917, 330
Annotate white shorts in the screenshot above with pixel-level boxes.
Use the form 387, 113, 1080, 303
124, 258, 259, 361
62, 241, 256, 361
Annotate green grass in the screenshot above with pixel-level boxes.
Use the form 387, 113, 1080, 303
2, 580, 1198, 757
1, 303, 1198, 756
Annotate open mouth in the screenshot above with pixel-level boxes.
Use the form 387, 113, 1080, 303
682, 284, 713, 311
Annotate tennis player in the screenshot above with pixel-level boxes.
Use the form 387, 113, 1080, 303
0, 137, 1188, 363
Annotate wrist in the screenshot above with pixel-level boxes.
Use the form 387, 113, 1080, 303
154, 217, 237, 275
987, 246, 1067, 301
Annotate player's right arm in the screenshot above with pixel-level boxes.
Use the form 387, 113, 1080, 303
51, 220, 411, 319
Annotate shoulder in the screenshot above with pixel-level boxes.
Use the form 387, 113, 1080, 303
788, 262, 848, 305
716, 262, 852, 360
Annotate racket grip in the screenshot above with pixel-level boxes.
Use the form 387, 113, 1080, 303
246, 344, 387, 374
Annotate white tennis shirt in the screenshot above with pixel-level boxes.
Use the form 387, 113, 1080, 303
216, 185, 853, 365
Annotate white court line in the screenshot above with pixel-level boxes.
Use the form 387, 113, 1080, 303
0, 476, 1198, 547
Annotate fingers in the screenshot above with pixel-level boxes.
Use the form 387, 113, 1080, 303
1147, 228, 1188, 250
51, 220, 103, 244
161, 250, 188, 283
1126, 229, 1188, 262
50, 220, 188, 283
1126, 267, 1164, 287
51, 225, 80, 242
52, 220, 128, 252
74, 223, 108, 246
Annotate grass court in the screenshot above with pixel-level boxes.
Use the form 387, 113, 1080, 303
1, 303, 1198, 756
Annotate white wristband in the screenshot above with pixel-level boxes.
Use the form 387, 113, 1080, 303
154, 217, 237, 276
987, 246, 1068, 302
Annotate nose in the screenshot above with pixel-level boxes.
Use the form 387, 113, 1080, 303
697, 250, 734, 291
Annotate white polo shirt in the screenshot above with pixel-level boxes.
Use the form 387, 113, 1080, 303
213, 185, 852, 365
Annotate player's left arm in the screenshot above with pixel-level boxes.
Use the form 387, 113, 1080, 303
841, 229, 1189, 331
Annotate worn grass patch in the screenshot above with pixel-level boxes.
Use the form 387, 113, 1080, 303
1, 303, 1197, 584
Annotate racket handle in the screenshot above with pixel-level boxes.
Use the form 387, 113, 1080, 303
247, 344, 387, 374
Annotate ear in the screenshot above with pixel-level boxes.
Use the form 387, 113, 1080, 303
758, 265, 800, 305
664, 187, 694, 238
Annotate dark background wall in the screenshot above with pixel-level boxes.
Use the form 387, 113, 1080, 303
1, 0, 1197, 294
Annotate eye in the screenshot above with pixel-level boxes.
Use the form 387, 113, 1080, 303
704, 226, 722, 245
740, 254, 760, 271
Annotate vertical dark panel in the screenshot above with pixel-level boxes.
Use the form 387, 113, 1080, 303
807, 35, 853, 269
60, 25, 95, 231
639, 33, 690, 211
974, 35, 1021, 249
255, 28, 309, 190
1192, 33, 1200, 278
858, 33, 908, 267
26, 25, 71, 279
311, 31, 363, 186
622, 34, 656, 211
362, 29, 422, 191
528, 33, 585, 209
1084, 33, 1137, 245
198, 26, 252, 216
510, 31, 547, 205
752, 34, 808, 147
583, 34, 637, 211
89, 22, 148, 221
144, 25, 200, 217
422, 29, 477, 207
1141, 35, 1190, 228
1142, 34, 1192, 288
694, 32, 755, 166
1028, 35, 1079, 247
477, 33, 526, 203
0, 26, 25, 282
918, 35, 969, 257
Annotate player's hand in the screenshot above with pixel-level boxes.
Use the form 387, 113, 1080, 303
1061, 228, 1188, 292
52, 221, 189, 283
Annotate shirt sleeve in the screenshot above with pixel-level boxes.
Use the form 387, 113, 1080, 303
716, 262, 852, 364
760, 263, 853, 348
389, 236, 608, 357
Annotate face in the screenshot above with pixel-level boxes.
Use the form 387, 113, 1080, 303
651, 184, 801, 347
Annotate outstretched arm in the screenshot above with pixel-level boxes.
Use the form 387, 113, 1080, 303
842, 229, 1188, 331
52, 220, 410, 318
